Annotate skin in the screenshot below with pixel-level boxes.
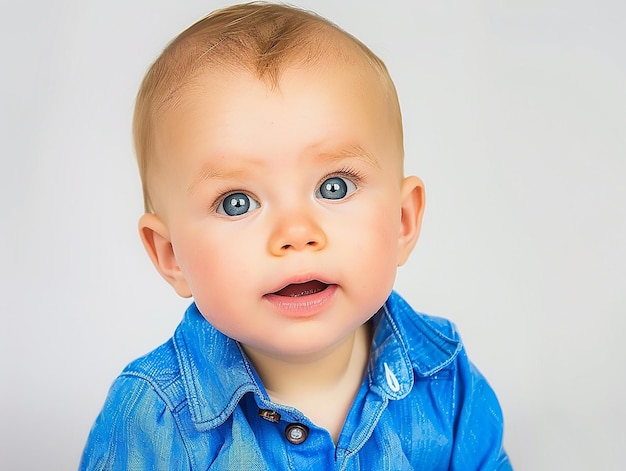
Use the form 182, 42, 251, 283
138, 57, 425, 442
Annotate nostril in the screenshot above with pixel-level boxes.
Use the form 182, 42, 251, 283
281, 241, 317, 250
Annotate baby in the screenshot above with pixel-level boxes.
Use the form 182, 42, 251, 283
81, 3, 511, 469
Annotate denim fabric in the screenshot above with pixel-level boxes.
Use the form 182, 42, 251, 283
80, 291, 512, 470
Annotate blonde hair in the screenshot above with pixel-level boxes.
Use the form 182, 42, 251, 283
134, 1, 401, 213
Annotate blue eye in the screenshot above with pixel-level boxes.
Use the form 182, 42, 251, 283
217, 192, 259, 216
317, 176, 356, 200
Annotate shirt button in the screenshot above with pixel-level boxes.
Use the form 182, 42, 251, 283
285, 423, 309, 444
258, 409, 281, 423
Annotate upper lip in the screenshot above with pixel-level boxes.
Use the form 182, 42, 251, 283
265, 274, 334, 296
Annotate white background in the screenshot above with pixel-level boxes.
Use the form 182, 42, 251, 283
1, 0, 624, 469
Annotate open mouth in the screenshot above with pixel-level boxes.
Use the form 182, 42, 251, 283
272, 280, 329, 297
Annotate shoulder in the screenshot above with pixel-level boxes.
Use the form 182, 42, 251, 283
384, 292, 511, 467
119, 338, 187, 410
80, 340, 192, 470
95, 338, 187, 430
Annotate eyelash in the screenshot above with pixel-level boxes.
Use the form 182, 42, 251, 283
320, 166, 365, 188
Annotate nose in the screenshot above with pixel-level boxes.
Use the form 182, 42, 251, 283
268, 210, 327, 256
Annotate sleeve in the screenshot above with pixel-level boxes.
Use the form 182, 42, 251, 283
450, 348, 513, 470
79, 374, 191, 471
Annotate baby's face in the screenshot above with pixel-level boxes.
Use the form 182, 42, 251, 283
144, 60, 422, 360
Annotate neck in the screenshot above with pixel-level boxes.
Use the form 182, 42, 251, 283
244, 323, 371, 397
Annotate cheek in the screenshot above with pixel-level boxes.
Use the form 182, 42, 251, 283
336, 206, 400, 315
340, 201, 401, 267
174, 227, 258, 296
361, 193, 400, 240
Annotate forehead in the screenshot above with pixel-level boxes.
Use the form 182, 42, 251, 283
154, 58, 401, 163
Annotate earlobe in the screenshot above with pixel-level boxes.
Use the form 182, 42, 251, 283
138, 213, 192, 298
397, 176, 425, 266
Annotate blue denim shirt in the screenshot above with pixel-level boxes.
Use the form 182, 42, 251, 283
80, 292, 511, 470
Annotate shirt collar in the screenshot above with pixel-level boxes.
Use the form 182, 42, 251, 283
379, 291, 462, 380
173, 304, 263, 431
174, 291, 461, 430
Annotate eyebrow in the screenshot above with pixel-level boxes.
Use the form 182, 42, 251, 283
186, 143, 380, 195
186, 167, 247, 195
317, 143, 381, 170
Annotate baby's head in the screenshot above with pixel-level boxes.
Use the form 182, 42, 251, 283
134, 2, 424, 359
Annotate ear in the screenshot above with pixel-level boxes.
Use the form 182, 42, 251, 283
138, 213, 192, 298
397, 176, 425, 266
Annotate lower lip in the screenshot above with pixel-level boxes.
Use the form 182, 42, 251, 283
263, 284, 338, 318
